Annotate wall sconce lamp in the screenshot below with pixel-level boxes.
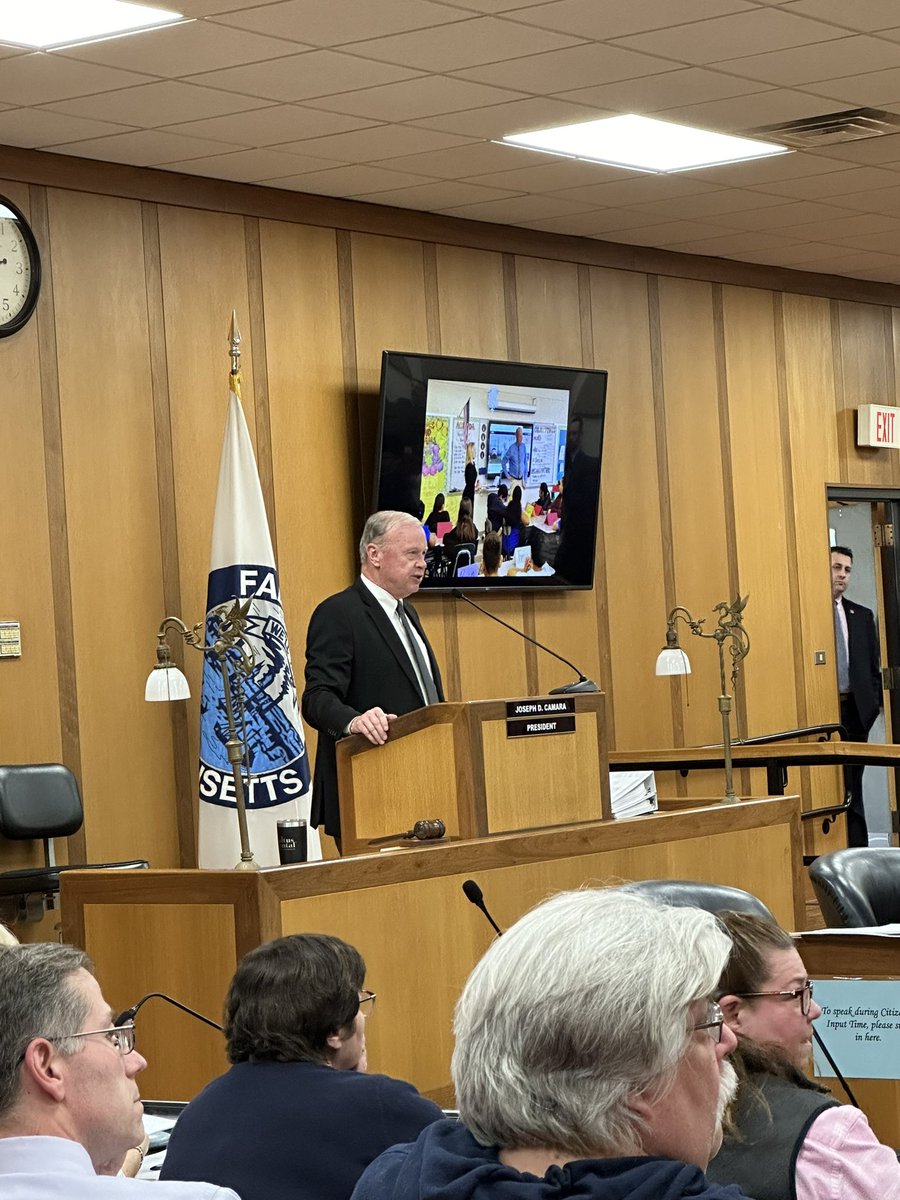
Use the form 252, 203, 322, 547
145, 598, 259, 870
655, 595, 750, 805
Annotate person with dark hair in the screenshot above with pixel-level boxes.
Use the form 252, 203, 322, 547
480, 532, 501, 577
486, 484, 508, 533
161, 934, 441, 1200
0, 943, 235, 1198
425, 494, 450, 534
831, 544, 882, 845
706, 911, 900, 1200
536, 482, 552, 512
443, 498, 479, 559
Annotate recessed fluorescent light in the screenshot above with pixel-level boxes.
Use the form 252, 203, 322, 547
2, 1, 183, 50
501, 114, 792, 173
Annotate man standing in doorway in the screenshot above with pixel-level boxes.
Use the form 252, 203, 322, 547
831, 544, 883, 846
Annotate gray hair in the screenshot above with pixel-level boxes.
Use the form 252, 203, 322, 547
358, 510, 420, 564
0, 943, 93, 1120
451, 887, 731, 1158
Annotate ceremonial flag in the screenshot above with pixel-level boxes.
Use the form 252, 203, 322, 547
198, 376, 319, 868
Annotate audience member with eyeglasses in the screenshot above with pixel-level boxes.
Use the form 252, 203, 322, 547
706, 911, 900, 1200
353, 888, 753, 1200
0, 943, 239, 1199
161, 933, 441, 1200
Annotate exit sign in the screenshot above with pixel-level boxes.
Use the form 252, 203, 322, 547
858, 405, 900, 449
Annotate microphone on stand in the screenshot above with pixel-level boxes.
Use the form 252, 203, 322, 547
462, 879, 504, 936
114, 992, 223, 1032
450, 589, 599, 695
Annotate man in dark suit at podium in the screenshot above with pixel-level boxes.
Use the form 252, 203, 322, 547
831, 545, 883, 847
302, 511, 444, 847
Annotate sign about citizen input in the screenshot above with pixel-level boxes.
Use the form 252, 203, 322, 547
812, 979, 900, 1080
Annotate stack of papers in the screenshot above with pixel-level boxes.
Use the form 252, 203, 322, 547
610, 770, 657, 818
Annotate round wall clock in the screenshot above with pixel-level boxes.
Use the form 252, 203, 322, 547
0, 194, 41, 337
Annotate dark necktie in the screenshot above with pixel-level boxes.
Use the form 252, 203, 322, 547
396, 601, 439, 705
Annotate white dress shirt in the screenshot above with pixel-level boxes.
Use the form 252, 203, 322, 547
0, 1137, 239, 1200
359, 575, 435, 701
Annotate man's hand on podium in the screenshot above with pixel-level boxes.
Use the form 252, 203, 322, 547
349, 707, 396, 745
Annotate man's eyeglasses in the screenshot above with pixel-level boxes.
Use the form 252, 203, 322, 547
359, 991, 376, 1014
693, 1000, 725, 1044
49, 1022, 137, 1055
734, 981, 814, 1016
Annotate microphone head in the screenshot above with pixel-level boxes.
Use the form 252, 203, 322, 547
450, 588, 463, 599
462, 879, 484, 905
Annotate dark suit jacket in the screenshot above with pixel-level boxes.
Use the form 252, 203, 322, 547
301, 578, 444, 837
843, 597, 882, 732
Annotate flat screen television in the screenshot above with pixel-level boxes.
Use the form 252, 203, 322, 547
373, 351, 608, 592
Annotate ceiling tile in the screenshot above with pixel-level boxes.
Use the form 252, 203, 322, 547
187, 50, 423, 102
341, 17, 582, 72
687, 150, 856, 187
744, 163, 900, 199
41, 81, 271, 127
829, 228, 900, 251
626, 188, 791, 220
612, 10, 848, 63
258, 162, 442, 194
438, 192, 598, 221
57, 20, 308, 77
452, 42, 678, 94
45, 128, 259, 166
210, 0, 472, 44
367, 140, 547, 178
409, 96, 609, 138
0, 53, 150, 107
556, 67, 769, 112
700, 199, 858, 231
430, 0, 578, 10
714, 36, 900, 87
349, 178, 523, 206
802, 67, 900, 108
509, 0, 753, 40
275, 123, 476, 160
455, 157, 642, 191
781, 1, 900, 34
667, 229, 809, 254
517, 207, 667, 235
726, 240, 856, 264
161, 104, 379, 146
822, 183, 900, 212
598, 218, 739, 246
177, 0, 301, 12
0, 108, 132, 148
661, 89, 849, 132
811, 132, 900, 165
549, 174, 724, 207
161, 146, 341, 179
770, 212, 900, 240
302, 76, 523, 121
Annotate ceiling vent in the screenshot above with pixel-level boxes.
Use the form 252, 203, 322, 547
748, 107, 900, 148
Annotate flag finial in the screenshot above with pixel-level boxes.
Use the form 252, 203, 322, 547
229, 310, 241, 375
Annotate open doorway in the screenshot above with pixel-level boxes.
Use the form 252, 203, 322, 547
827, 492, 897, 845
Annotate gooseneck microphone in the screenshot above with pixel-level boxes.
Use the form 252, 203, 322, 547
115, 992, 223, 1032
450, 589, 599, 695
462, 879, 504, 937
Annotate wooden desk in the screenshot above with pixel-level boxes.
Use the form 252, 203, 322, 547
798, 933, 900, 1145
62, 796, 802, 1103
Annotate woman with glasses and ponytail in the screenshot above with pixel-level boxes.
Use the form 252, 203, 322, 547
706, 911, 900, 1200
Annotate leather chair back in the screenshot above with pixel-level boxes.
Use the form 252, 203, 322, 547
0, 763, 83, 839
809, 848, 900, 927
625, 879, 775, 921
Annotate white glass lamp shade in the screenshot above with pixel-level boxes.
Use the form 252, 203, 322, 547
145, 665, 191, 701
655, 647, 692, 676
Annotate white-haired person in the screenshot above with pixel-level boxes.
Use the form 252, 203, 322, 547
706, 911, 900, 1200
352, 888, 752, 1200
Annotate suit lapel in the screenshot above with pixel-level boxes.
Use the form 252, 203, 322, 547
354, 579, 424, 698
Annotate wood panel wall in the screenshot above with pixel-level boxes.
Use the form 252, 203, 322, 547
2, 150, 900, 869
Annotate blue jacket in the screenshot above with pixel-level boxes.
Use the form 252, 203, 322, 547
352, 1118, 751, 1200
161, 1060, 442, 1200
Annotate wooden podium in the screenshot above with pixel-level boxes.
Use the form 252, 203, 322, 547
336, 693, 611, 854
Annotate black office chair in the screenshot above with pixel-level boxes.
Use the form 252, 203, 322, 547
624, 878, 776, 921
808, 848, 900, 927
0, 763, 149, 923
449, 542, 477, 577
